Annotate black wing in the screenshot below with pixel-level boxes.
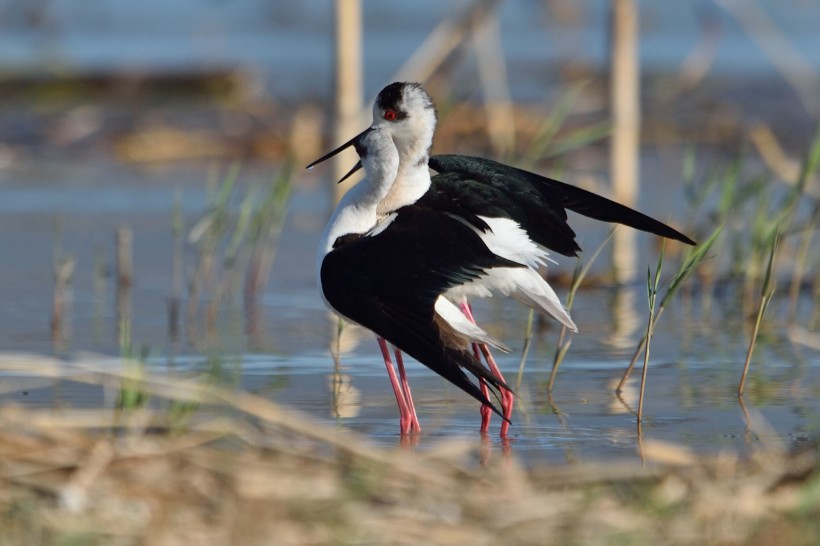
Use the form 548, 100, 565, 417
428, 154, 696, 256
320, 206, 523, 416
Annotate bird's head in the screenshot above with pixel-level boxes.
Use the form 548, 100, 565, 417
306, 82, 437, 182
370, 82, 437, 164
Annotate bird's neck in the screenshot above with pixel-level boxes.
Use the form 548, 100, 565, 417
319, 166, 397, 258
376, 154, 431, 215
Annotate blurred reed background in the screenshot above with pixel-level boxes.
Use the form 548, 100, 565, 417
0, 0, 817, 451
0, 2, 818, 544
1, 0, 817, 440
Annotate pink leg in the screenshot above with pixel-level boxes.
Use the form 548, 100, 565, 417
473, 343, 492, 432
459, 302, 514, 438
478, 376, 493, 433
377, 337, 414, 435
394, 348, 421, 432
478, 342, 513, 438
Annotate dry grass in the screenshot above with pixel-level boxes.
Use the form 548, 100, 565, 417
0, 354, 817, 546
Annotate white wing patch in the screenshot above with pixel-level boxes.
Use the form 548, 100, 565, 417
441, 215, 576, 332
444, 268, 577, 332
475, 216, 555, 269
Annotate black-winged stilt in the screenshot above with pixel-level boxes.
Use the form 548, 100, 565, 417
316, 125, 517, 433
311, 82, 695, 437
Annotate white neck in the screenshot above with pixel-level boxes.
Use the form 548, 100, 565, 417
318, 130, 399, 259
376, 157, 431, 214
376, 119, 434, 214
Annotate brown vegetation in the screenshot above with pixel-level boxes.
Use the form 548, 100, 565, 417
0, 354, 817, 545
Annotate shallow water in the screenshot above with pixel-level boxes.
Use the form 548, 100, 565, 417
0, 159, 817, 464
0, 1, 817, 466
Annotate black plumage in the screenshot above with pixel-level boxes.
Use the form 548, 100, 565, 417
321, 206, 524, 416
336, 154, 696, 256
427, 154, 696, 257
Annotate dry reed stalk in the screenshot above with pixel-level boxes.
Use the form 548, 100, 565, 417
332, 0, 363, 204
50, 256, 75, 349
115, 226, 133, 288
675, 6, 722, 92
472, 14, 514, 157
388, 0, 503, 87
714, 0, 820, 117
0, 354, 816, 546
168, 192, 184, 340
750, 125, 820, 200
609, 0, 640, 283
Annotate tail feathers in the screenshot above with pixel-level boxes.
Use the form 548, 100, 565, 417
445, 347, 512, 421
527, 171, 697, 246
434, 297, 512, 353
495, 268, 578, 332
514, 289, 577, 332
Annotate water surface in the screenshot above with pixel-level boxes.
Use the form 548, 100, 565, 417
1, 159, 816, 464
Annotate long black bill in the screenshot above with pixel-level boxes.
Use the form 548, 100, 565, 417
305, 127, 373, 170
337, 160, 363, 184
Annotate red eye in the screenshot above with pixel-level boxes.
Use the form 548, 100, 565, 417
383, 110, 397, 121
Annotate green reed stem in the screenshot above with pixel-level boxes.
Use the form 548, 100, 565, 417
547, 229, 614, 392
738, 228, 780, 396
616, 224, 723, 393
637, 245, 664, 423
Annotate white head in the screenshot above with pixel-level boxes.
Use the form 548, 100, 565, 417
306, 82, 437, 176
369, 82, 437, 166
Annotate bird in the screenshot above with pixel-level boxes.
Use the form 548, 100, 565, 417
316, 125, 518, 434
311, 82, 696, 437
